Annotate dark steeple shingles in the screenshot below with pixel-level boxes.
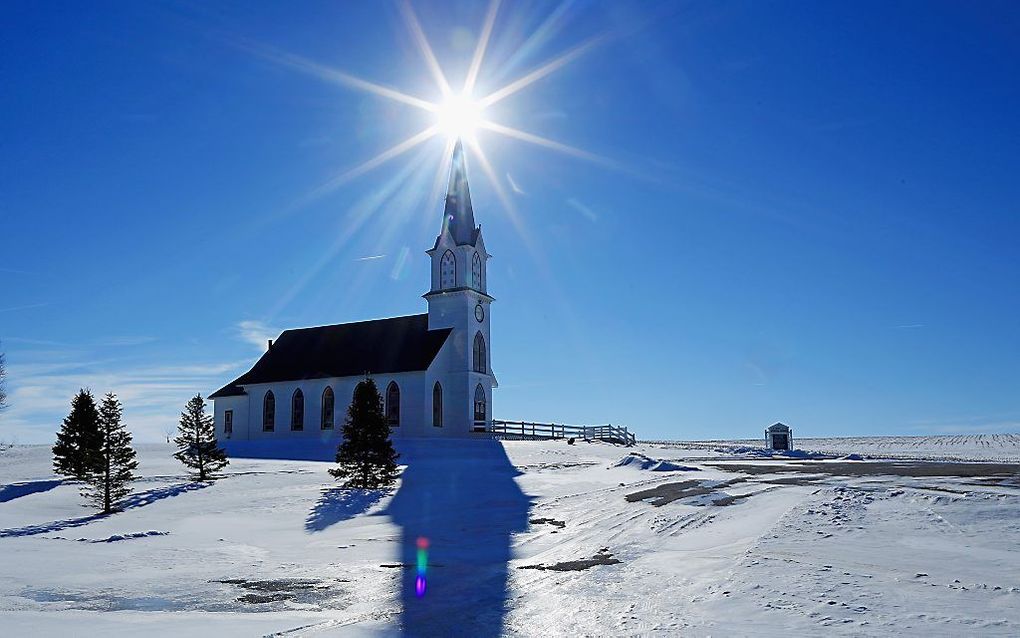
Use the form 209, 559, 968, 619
442, 139, 478, 246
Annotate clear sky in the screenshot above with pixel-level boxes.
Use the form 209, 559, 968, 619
2, 1, 1019, 443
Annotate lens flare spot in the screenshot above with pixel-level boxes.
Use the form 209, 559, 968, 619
415, 536, 430, 598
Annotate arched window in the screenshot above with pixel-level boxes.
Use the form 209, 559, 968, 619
321, 386, 334, 430
471, 251, 483, 290
473, 384, 487, 424
291, 389, 304, 431
432, 382, 443, 427
473, 331, 487, 374
386, 381, 400, 427
263, 390, 275, 432
440, 250, 456, 289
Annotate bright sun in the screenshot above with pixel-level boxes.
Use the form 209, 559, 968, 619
434, 93, 483, 140
268, 0, 603, 207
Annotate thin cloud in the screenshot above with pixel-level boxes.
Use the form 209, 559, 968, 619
355, 254, 386, 261
0, 302, 50, 314
2, 356, 249, 444
93, 336, 158, 347
3, 337, 68, 347
894, 324, 925, 329
236, 320, 279, 352
507, 173, 525, 195
566, 197, 598, 222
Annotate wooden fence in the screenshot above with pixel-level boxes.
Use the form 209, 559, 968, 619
488, 419, 636, 446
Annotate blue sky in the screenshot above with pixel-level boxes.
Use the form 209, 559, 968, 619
2, 1, 1019, 443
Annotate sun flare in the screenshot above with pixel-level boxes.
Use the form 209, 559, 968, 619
434, 93, 484, 141
258, 0, 607, 211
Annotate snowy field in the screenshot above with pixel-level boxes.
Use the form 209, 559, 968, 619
649, 433, 1020, 463
2, 437, 1020, 636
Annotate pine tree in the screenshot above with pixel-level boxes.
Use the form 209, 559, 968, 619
330, 378, 400, 488
173, 394, 228, 481
83, 393, 138, 513
53, 389, 102, 481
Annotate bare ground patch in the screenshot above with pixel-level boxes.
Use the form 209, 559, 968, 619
518, 548, 622, 571
705, 461, 1020, 478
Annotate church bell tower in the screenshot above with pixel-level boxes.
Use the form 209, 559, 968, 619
425, 140, 495, 431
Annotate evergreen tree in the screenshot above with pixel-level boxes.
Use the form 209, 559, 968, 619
83, 393, 138, 513
53, 389, 102, 480
173, 394, 228, 481
330, 378, 400, 488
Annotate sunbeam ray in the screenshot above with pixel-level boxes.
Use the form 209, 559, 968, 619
465, 0, 502, 95
464, 138, 528, 245
492, 0, 574, 86
299, 126, 439, 206
479, 121, 614, 167
239, 40, 437, 112
466, 138, 554, 296
479, 35, 603, 107
427, 138, 457, 216
269, 144, 437, 321
400, 0, 452, 97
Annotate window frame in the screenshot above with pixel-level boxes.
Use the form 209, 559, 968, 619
224, 409, 233, 435
471, 251, 483, 290
321, 386, 335, 430
473, 331, 487, 374
440, 249, 456, 289
386, 381, 401, 427
291, 388, 304, 431
263, 391, 275, 432
473, 384, 487, 424
432, 382, 443, 427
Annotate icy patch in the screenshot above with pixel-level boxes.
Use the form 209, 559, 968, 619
614, 453, 699, 472
214, 578, 348, 609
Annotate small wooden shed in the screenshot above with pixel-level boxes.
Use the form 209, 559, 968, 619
765, 422, 792, 451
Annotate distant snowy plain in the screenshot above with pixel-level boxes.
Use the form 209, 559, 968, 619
2, 434, 1019, 636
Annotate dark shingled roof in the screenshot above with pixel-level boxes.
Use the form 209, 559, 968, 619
210, 314, 451, 398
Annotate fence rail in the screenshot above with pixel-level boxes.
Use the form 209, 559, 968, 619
488, 419, 636, 446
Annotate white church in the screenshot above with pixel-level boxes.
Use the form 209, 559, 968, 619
210, 141, 495, 440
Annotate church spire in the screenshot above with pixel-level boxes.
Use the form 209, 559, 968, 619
442, 139, 478, 246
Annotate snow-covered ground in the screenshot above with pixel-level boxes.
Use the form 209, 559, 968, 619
2, 437, 1020, 636
650, 433, 1020, 462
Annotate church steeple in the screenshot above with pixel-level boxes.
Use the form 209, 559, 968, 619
442, 139, 478, 246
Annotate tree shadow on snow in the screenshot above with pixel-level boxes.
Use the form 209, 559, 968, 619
384, 439, 532, 637
0, 479, 63, 503
0, 482, 209, 538
305, 487, 389, 532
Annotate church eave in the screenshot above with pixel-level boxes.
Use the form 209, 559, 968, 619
422, 287, 494, 301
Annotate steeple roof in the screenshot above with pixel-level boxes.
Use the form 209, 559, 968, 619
441, 139, 478, 246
